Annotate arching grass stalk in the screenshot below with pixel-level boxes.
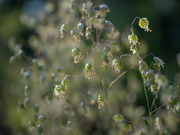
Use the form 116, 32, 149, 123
89, 22, 117, 134
129, 16, 153, 134
93, 39, 117, 135
92, 45, 117, 134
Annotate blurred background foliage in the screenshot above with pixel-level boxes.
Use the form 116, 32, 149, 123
0, 0, 180, 135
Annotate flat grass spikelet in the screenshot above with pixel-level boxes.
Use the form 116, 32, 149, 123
139, 18, 152, 32
97, 93, 104, 109
112, 59, 123, 73
85, 62, 94, 79
128, 34, 138, 45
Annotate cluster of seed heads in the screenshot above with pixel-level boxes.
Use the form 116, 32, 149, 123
8, 0, 180, 134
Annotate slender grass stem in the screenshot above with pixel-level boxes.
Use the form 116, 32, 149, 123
151, 102, 167, 115
143, 81, 153, 135
109, 62, 138, 87
102, 83, 117, 135
130, 16, 140, 33
42, 82, 52, 135
151, 92, 159, 112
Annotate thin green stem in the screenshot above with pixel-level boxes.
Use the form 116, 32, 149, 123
93, 41, 117, 134
102, 83, 117, 135
42, 82, 52, 135
94, 51, 117, 135
151, 92, 159, 112
143, 81, 153, 135
130, 16, 140, 33
80, 40, 88, 57
130, 16, 154, 133
109, 61, 138, 87
168, 80, 180, 88
150, 102, 167, 115
143, 81, 151, 115
151, 97, 157, 112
